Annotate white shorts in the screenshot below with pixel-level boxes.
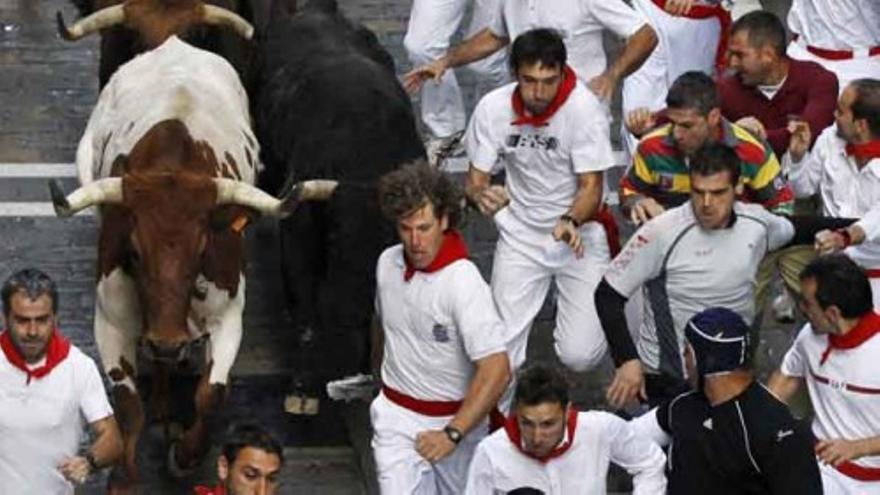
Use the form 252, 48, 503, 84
371, 392, 486, 495
819, 460, 880, 494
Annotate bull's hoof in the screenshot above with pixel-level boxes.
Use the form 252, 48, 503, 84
167, 442, 197, 479
284, 394, 320, 415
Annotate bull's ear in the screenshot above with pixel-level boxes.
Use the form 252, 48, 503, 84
209, 205, 258, 234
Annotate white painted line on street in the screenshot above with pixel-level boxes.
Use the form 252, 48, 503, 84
0, 163, 77, 178
0, 202, 93, 217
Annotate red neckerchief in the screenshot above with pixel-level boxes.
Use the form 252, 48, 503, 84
511, 65, 577, 127
403, 230, 469, 282
0, 329, 71, 385
650, 0, 731, 71
504, 408, 579, 463
845, 140, 880, 162
820, 311, 880, 365
193, 485, 225, 495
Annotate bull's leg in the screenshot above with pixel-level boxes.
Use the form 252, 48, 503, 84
94, 269, 143, 493
170, 275, 244, 472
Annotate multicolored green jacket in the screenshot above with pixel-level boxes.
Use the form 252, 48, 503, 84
620, 119, 795, 215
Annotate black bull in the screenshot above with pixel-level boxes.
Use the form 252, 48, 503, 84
253, 0, 425, 402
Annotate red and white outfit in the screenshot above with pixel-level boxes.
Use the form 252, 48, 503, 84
785, 129, 880, 308
621, 0, 728, 156
464, 409, 666, 494
465, 68, 618, 373
780, 312, 880, 493
786, 0, 880, 93
0, 330, 114, 495
371, 232, 508, 494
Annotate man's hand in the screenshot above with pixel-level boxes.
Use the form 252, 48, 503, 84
415, 430, 457, 463
625, 107, 658, 137
735, 116, 767, 140
607, 359, 647, 409
814, 229, 847, 255
475, 185, 509, 217
553, 217, 584, 258
58, 456, 91, 485
816, 438, 867, 466
587, 71, 618, 102
630, 197, 665, 226
787, 120, 812, 163
403, 59, 449, 94
664, 0, 695, 15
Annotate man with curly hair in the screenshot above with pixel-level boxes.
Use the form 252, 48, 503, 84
371, 162, 511, 494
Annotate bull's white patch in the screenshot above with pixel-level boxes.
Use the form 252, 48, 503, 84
188, 274, 244, 386
94, 267, 141, 393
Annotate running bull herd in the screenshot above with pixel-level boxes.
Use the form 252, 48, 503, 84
49, 0, 424, 490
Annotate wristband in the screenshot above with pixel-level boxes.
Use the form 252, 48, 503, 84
560, 214, 580, 228
835, 228, 852, 248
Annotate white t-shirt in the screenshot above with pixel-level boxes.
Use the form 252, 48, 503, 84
488, 0, 646, 83
785, 125, 880, 269
466, 81, 616, 231
465, 411, 666, 494
376, 245, 507, 401
781, 320, 880, 471
0, 344, 114, 495
788, 0, 880, 50
604, 202, 794, 378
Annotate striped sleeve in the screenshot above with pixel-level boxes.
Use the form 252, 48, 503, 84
736, 133, 794, 215
620, 150, 656, 199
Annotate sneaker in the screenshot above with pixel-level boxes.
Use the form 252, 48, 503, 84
326, 373, 375, 402
425, 130, 466, 169
772, 290, 796, 323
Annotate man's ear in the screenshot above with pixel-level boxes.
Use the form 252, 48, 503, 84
218, 455, 230, 481
734, 181, 745, 196
707, 108, 722, 128
825, 305, 844, 328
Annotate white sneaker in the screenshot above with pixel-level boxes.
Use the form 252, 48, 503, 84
425, 131, 466, 169
772, 290, 796, 323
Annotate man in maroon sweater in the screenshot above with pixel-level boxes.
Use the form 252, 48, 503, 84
721, 10, 838, 157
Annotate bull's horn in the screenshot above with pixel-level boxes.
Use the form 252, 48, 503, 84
200, 5, 254, 40
56, 5, 126, 41
213, 179, 339, 218
49, 178, 124, 217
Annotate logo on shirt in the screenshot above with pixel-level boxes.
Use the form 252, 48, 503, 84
776, 429, 794, 442
659, 173, 675, 190
506, 133, 559, 151
702, 418, 713, 430
432, 324, 451, 343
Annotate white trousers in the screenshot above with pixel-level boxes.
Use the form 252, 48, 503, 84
872, 278, 880, 310
819, 460, 880, 494
787, 40, 880, 96
490, 209, 610, 373
371, 393, 486, 495
621, 0, 720, 158
404, 0, 508, 138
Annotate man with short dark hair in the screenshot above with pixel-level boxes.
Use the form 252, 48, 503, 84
788, 79, 880, 309
0, 268, 122, 494
463, 29, 620, 376
465, 363, 666, 494
598, 143, 853, 407
769, 255, 880, 493
194, 423, 284, 495
631, 307, 822, 494
372, 162, 511, 494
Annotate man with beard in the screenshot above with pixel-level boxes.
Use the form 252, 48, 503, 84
0, 268, 122, 494
769, 255, 880, 493
786, 79, 880, 309
194, 423, 284, 495
464, 28, 620, 375
464, 363, 666, 494
631, 307, 822, 494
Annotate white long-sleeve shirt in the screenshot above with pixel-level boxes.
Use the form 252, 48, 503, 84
464, 411, 667, 494
784, 125, 880, 268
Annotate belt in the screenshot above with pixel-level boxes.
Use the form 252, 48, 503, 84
382, 385, 507, 431
866, 269, 880, 279
650, 0, 731, 71
835, 460, 880, 482
793, 34, 880, 61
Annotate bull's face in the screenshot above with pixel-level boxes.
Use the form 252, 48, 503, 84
123, 173, 217, 350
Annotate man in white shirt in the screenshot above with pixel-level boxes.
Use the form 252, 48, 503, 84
769, 255, 880, 493
786, 0, 880, 93
372, 163, 511, 494
403, 0, 657, 118
0, 268, 122, 494
462, 29, 621, 374
464, 363, 666, 494
787, 78, 880, 308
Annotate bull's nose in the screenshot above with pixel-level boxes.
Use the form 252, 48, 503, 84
140, 335, 189, 361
